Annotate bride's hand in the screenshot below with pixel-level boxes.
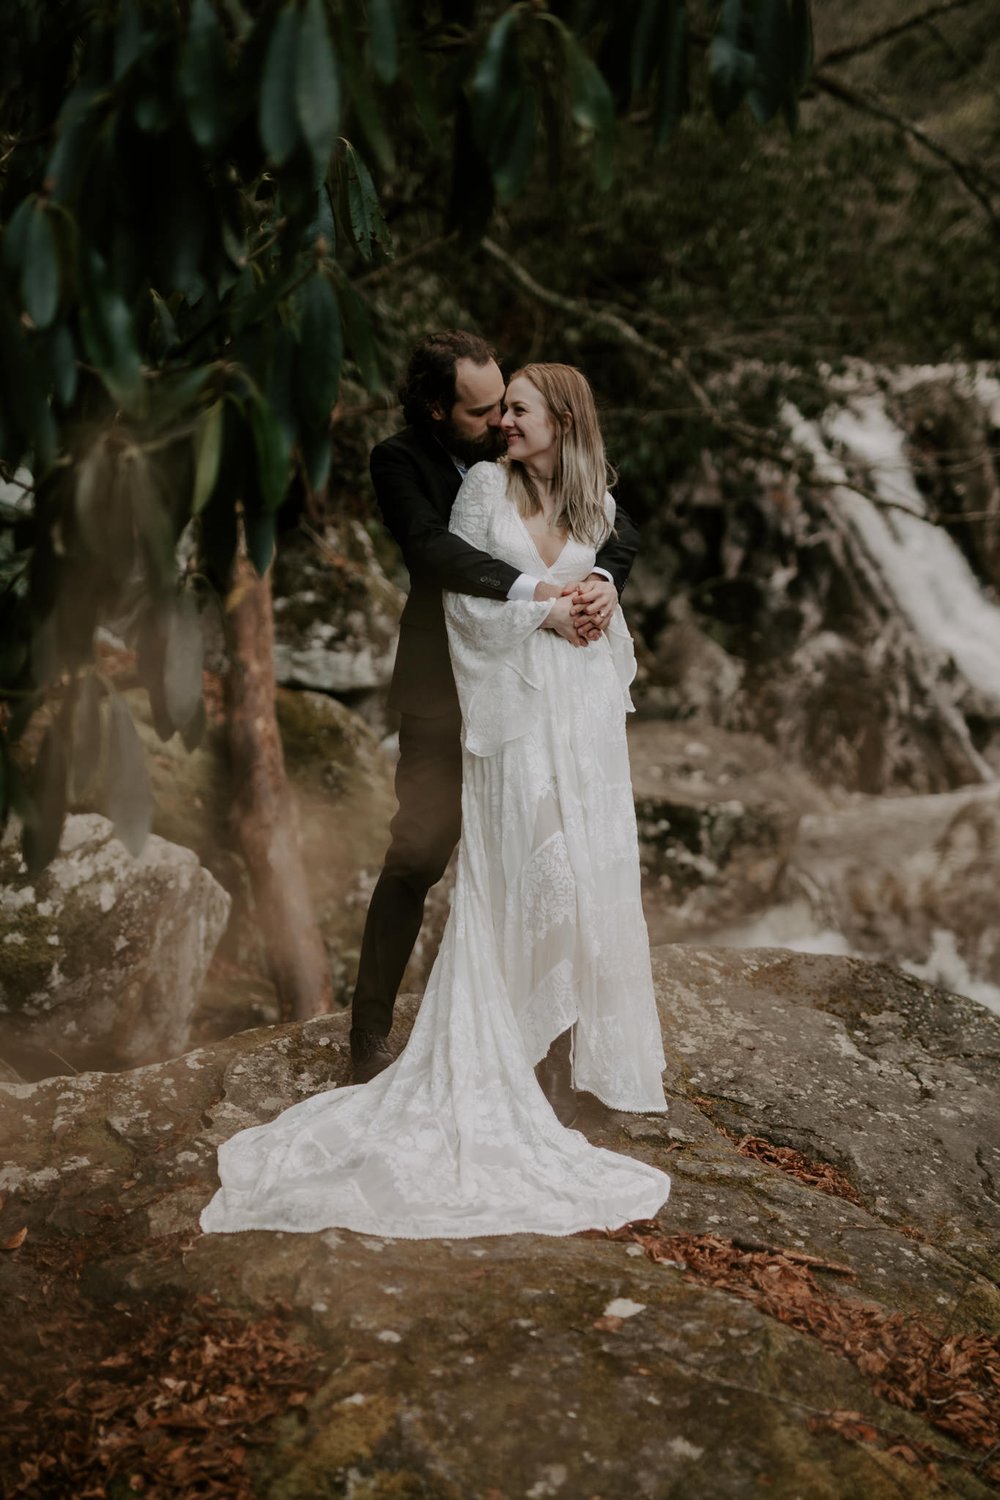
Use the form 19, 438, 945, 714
541, 594, 587, 646
566, 575, 617, 638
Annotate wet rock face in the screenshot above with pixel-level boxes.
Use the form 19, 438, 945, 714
622, 373, 1000, 796
2, 949, 997, 1498
897, 378, 1000, 592
0, 814, 230, 1076
721, 783, 1000, 1005
271, 517, 403, 717
627, 722, 827, 943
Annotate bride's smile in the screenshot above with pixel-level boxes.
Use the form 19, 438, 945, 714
501, 376, 560, 474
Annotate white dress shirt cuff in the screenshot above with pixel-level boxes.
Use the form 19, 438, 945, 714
590, 567, 614, 585
507, 573, 542, 602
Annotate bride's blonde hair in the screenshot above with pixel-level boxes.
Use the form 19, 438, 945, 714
504, 363, 614, 547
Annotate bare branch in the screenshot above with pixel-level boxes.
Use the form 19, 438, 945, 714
478, 238, 998, 533
815, 0, 985, 69
810, 69, 1000, 233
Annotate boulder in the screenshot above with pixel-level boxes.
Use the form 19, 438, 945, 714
1, 947, 997, 1498
0, 814, 230, 1076
121, 684, 396, 1035
715, 782, 1000, 1006
627, 721, 828, 943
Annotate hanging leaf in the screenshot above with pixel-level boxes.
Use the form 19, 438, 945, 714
180, 0, 229, 151
335, 275, 380, 390
21, 207, 60, 329
74, 435, 119, 560
249, 390, 292, 512
149, 289, 179, 355
296, 273, 342, 431
749, 0, 793, 125
180, 695, 207, 752
70, 672, 103, 800
305, 181, 337, 254
630, 0, 663, 96
709, 34, 755, 122
708, 0, 754, 122
147, 365, 214, 431
129, 451, 176, 593
470, 10, 519, 127
341, 141, 391, 261
164, 589, 204, 731
299, 428, 332, 493
789, 0, 813, 88
469, 9, 525, 180
78, 253, 144, 411
784, 0, 812, 126
21, 721, 67, 875
331, 10, 394, 172
1, 198, 34, 275
136, 604, 174, 742
259, 5, 301, 166
563, 30, 615, 190
368, 0, 399, 83
39, 322, 78, 407
106, 694, 153, 857
296, 0, 340, 180
192, 399, 224, 514
654, 4, 689, 146
493, 98, 536, 203
114, 0, 145, 80
245, 508, 276, 576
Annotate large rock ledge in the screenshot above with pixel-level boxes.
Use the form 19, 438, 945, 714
1, 948, 998, 1499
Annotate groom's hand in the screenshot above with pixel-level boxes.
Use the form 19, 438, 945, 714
563, 575, 617, 640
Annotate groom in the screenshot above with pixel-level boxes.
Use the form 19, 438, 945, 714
350, 329, 640, 1084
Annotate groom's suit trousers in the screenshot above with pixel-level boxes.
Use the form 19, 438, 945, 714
350, 706, 464, 1037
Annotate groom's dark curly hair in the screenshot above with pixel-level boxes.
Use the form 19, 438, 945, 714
400, 329, 498, 427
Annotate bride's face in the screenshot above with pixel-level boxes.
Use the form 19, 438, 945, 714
501, 377, 558, 469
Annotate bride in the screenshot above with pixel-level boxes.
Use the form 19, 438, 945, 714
200, 363, 671, 1239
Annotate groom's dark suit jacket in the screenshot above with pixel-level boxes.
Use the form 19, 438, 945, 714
371, 424, 641, 718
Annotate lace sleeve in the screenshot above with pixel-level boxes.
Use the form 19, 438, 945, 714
445, 464, 552, 657
445, 464, 554, 756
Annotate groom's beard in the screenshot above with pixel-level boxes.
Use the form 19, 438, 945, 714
437, 419, 507, 466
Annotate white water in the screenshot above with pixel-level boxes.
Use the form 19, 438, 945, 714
783, 363, 1000, 709
708, 366, 1000, 1015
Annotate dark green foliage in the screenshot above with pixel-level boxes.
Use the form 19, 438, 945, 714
0, 0, 812, 867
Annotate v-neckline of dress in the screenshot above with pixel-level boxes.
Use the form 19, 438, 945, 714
514, 506, 570, 574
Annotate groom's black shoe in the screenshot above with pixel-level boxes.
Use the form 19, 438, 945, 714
536, 1029, 578, 1128
350, 1028, 393, 1084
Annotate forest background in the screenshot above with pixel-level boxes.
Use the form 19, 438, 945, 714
1, 0, 999, 1032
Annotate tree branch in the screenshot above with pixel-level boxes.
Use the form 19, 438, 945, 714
810, 69, 1000, 233
477, 237, 996, 532
815, 0, 985, 69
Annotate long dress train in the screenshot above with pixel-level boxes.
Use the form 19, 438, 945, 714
199, 462, 671, 1239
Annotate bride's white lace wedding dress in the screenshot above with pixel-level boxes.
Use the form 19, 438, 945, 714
200, 462, 671, 1239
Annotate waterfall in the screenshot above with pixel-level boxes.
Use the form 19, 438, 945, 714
783, 365, 1000, 715
696, 365, 1000, 1014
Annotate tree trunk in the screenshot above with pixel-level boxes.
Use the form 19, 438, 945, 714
226, 555, 332, 1020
